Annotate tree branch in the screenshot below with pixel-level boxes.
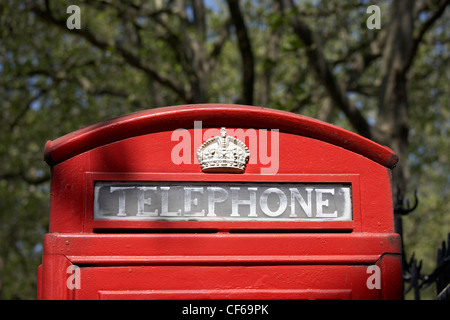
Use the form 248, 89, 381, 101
403, 0, 449, 74
208, 19, 232, 70
9, 87, 50, 130
261, 1, 283, 107
227, 0, 255, 105
280, 0, 373, 139
29, 2, 191, 102
0, 171, 50, 185
192, 0, 206, 40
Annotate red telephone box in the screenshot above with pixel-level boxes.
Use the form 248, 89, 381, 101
37, 104, 402, 300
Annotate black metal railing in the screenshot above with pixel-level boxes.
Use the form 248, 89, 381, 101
394, 188, 450, 300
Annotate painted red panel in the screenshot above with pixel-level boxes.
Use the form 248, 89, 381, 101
39, 104, 401, 300
44, 104, 397, 168
76, 265, 379, 300
48, 130, 393, 233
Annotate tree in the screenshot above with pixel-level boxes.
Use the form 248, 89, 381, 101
280, 0, 448, 191
0, 0, 448, 299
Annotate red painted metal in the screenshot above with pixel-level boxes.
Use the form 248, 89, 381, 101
38, 104, 402, 300
44, 104, 398, 168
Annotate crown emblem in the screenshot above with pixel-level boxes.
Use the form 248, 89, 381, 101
197, 127, 250, 173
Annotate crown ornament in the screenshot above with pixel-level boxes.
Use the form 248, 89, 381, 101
197, 127, 250, 173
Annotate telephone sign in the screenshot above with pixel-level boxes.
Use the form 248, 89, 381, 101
94, 182, 352, 221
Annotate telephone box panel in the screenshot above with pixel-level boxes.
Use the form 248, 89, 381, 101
38, 104, 402, 300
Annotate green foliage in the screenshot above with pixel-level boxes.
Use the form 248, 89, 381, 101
0, 0, 448, 299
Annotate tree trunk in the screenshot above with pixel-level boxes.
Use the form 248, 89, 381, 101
227, 0, 255, 105
260, 2, 283, 107
378, 0, 415, 192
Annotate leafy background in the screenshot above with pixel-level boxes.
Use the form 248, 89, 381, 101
0, 0, 448, 299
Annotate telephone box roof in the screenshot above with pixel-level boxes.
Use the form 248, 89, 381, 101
44, 104, 398, 169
